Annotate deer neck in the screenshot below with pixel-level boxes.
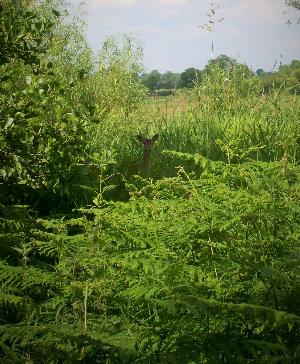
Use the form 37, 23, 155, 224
142, 149, 151, 175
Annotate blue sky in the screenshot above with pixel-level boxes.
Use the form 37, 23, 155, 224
69, 0, 300, 73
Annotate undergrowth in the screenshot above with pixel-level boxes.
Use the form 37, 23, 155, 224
1, 157, 299, 363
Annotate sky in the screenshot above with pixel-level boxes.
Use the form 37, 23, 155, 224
68, 0, 300, 73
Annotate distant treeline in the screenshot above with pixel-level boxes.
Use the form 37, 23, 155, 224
141, 54, 300, 95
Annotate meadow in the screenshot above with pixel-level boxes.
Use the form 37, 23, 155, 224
1, 1, 300, 363
88, 73, 300, 184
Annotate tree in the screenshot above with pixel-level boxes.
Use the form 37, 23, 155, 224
204, 55, 253, 79
180, 67, 202, 88
256, 68, 265, 76
204, 54, 237, 73
278, 59, 300, 79
159, 71, 180, 89
141, 70, 161, 91
259, 60, 300, 94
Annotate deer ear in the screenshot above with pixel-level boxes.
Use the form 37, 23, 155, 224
136, 135, 145, 143
152, 134, 159, 141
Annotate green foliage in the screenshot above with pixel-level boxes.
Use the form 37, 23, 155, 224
142, 68, 201, 91
0, 0, 55, 66
91, 35, 146, 120
285, 0, 300, 10
1, 159, 299, 362
204, 58, 254, 82
0, 1, 145, 209
95, 79, 299, 183
0, 0, 89, 198
1, 1, 300, 362
160, 71, 181, 89
0, 69, 86, 190
195, 62, 261, 116
180, 67, 202, 88
259, 60, 300, 95
141, 69, 162, 91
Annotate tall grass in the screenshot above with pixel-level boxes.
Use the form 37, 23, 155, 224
88, 65, 300, 183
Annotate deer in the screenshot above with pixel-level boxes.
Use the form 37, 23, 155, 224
136, 134, 159, 177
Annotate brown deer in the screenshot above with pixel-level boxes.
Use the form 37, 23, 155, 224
136, 134, 159, 177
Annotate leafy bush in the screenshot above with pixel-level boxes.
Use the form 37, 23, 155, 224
0, 1, 145, 209
0, 0, 89, 201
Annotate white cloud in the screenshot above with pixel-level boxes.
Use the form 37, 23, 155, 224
88, 0, 189, 8
225, 0, 288, 27
161, 8, 182, 17
89, 0, 137, 8
158, 0, 189, 5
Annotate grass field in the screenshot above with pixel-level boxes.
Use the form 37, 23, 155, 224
87, 79, 300, 185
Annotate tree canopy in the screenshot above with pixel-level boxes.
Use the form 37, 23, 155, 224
180, 67, 202, 88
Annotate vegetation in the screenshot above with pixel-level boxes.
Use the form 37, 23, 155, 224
1, 0, 300, 363
142, 55, 300, 95
258, 60, 300, 94
286, 0, 300, 10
